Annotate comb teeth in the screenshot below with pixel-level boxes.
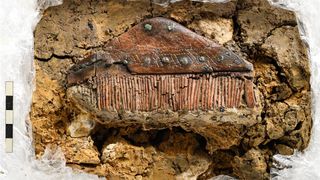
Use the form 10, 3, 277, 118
94, 74, 255, 112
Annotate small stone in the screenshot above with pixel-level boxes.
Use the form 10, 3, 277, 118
276, 144, 294, 155
67, 114, 96, 138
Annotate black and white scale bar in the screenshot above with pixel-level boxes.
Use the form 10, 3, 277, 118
5, 81, 13, 153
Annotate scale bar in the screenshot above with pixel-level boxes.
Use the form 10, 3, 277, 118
5, 81, 13, 153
